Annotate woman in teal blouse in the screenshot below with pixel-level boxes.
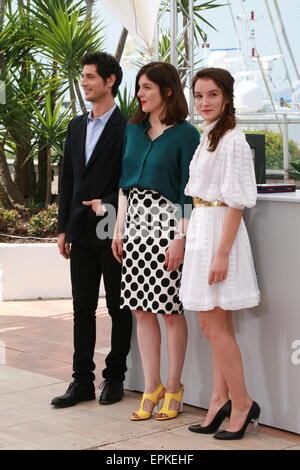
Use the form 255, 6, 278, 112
112, 62, 200, 421
119, 119, 198, 213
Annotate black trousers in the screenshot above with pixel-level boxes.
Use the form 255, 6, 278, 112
70, 242, 132, 384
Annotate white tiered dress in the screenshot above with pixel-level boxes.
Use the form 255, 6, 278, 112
179, 121, 260, 311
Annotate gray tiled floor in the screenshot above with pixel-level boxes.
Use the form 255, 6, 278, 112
0, 299, 300, 450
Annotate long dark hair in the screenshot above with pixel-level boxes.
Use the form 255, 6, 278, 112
192, 67, 236, 152
131, 62, 188, 125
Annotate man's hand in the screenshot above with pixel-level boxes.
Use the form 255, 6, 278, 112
82, 199, 105, 216
57, 233, 70, 260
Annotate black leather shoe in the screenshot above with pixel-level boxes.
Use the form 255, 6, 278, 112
213, 401, 260, 440
188, 400, 231, 434
99, 379, 123, 404
51, 382, 96, 408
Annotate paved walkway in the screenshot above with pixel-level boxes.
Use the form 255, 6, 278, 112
0, 299, 299, 450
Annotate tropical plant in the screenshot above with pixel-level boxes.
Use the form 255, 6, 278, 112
0, 0, 106, 209
85, 0, 94, 20
245, 130, 300, 170
288, 159, 300, 180
30, 91, 74, 204
117, 86, 138, 119
27, 204, 58, 236
0, 208, 20, 232
161, 0, 225, 44
30, 1, 105, 113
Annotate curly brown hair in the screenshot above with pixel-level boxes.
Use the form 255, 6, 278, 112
192, 67, 236, 152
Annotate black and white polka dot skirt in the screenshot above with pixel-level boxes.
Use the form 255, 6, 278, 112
120, 188, 183, 315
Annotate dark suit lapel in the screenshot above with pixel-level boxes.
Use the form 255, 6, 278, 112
84, 106, 122, 172
73, 113, 88, 174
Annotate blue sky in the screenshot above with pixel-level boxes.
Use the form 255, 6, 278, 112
94, 0, 300, 99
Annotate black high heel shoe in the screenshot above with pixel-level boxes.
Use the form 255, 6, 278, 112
213, 401, 260, 440
188, 400, 231, 434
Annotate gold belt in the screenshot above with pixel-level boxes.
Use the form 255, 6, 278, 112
193, 197, 228, 208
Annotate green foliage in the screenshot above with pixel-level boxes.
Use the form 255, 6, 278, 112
0, 209, 20, 232
27, 204, 58, 237
0, 205, 59, 238
30, 91, 74, 159
288, 159, 300, 180
32, 5, 105, 79
0, 0, 106, 207
117, 86, 138, 119
288, 140, 300, 160
160, 0, 225, 44
245, 130, 300, 170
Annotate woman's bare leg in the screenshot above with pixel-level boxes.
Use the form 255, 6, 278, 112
200, 307, 253, 431
132, 310, 165, 416
156, 313, 188, 417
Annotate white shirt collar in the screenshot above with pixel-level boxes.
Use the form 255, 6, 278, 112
201, 119, 219, 134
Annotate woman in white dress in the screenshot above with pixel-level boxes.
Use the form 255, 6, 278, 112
180, 68, 260, 440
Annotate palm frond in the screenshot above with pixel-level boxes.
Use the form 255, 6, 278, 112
160, 0, 225, 44
288, 160, 300, 180
117, 86, 138, 119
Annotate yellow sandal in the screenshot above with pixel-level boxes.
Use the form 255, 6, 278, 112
155, 384, 184, 420
131, 384, 165, 421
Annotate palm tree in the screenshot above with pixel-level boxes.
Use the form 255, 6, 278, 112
0, 0, 100, 207
31, 91, 73, 204
85, 0, 94, 20
31, 2, 105, 114
0, 6, 38, 205
115, 28, 128, 63
0, 126, 25, 207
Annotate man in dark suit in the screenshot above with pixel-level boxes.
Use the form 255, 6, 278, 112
51, 52, 132, 408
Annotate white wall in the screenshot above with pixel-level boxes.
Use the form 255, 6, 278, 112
0, 243, 105, 301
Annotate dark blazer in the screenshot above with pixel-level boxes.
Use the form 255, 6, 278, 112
58, 106, 128, 246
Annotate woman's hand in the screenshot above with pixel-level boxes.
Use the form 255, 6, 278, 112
112, 235, 123, 263
164, 238, 185, 272
208, 253, 229, 284
111, 189, 127, 264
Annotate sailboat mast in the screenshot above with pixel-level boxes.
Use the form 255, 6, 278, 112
227, 0, 247, 70
237, 2, 283, 133
256, 51, 282, 132
264, 0, 293, 91
273, 0, 300, 81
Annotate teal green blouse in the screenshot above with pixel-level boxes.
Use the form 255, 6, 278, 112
119, 120, 200, 215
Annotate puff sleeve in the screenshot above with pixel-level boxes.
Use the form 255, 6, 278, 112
220, 133, 257, 209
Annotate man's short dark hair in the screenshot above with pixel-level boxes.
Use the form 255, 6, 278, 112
81, 51, 123, 97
